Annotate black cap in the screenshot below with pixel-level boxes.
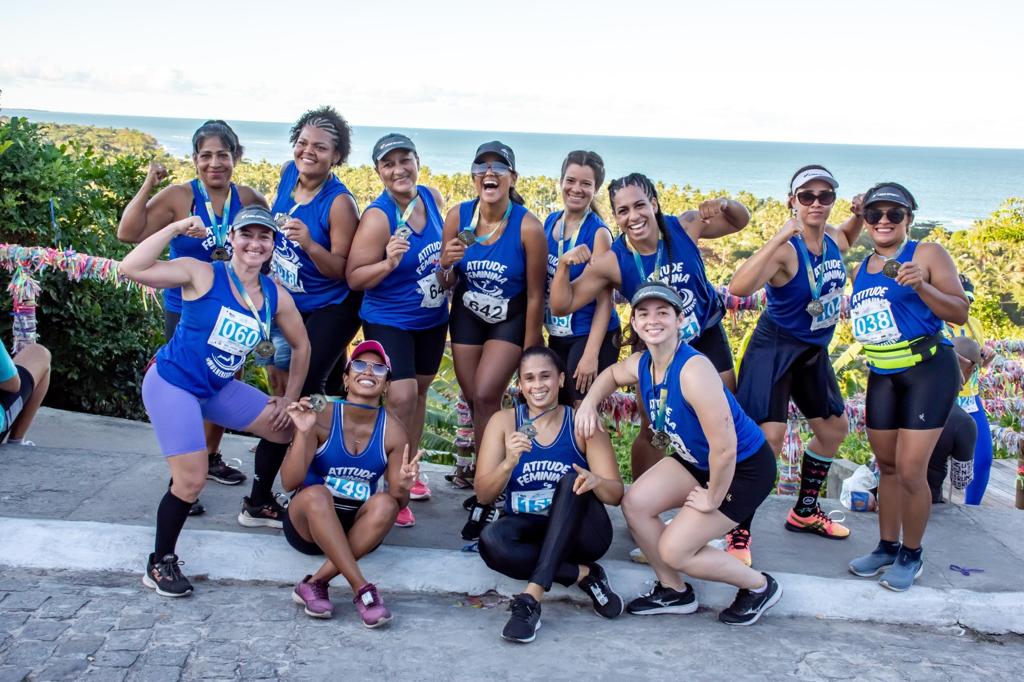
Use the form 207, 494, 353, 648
959, 274, 975, 301
630, 281, 684, 312
372, 133, 417, 164
230, 206, 277, 232
473, 140, 515, 170
864, 182, 918, 210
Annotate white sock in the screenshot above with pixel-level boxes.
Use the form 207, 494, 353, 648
749, 578, 768, 594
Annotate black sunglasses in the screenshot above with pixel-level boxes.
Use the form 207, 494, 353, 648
795, 190, 836, 207
864, 207, 907, 225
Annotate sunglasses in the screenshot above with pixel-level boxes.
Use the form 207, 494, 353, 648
864, 207, 907, 225
795, 190, 836, 207
471, 161, 512, 177
348, 359, 390, 377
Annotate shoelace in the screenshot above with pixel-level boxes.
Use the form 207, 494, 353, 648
729, 530, 750, 550
509, 598, 534, 619
160, 557, 186, 581
310, 580, 330, 601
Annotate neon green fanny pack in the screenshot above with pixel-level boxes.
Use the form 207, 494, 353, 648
862, 333, 943, 370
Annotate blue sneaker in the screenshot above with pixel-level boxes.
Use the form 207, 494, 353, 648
879, 547, 924, 592
849, 542, 899, 577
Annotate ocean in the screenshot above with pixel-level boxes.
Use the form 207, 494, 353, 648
8, 108, 1024, 229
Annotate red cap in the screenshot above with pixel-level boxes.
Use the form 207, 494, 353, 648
350, 340, 391, 371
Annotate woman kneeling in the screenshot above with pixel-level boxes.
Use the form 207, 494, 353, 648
476, 346, 624, 643
578, 282, 781, 626
281, 341, 419, 628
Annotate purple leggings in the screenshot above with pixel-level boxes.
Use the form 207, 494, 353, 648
142, 364, 269, 456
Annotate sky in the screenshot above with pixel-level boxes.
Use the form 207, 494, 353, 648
2, 0, 1022, 149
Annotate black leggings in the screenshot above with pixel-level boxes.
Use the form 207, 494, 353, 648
478, 472, 613, 590
300, 293, 363, 396
547, 331, 620, 403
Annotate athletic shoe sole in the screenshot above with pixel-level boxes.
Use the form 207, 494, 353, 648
878, 564, 924, 592
501, 620, 541, 643
362, 614, 393, 629
237, 512, 283, 529
207, 473, 245, 485
627, 602, 699, 616
409, 491, 431, 501
721, 584, 782, 627
142, 574, 192, 598
784, 521, 849, 540
848, 563, 894, 578
291, 591, 333, 619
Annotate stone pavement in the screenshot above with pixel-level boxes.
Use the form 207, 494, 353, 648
1, 567, 1022, 682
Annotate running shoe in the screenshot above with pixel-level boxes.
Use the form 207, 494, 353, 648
502, 593, 542, 643
718, 572, 781, 626
848, 542, 899, 577
626, 581, 698, 615
628, 547, 649, 564
784, 506, 850, 539
726, 528, 752, 566
207, 452, 246, 485
237, 496, 285, 529
578, 563, 623, 619
446, 462, 475, 489
461, 496, 500, 540
879, 547, 924, 592
188, 499, 206, 516
292, 575, 333, 619
353, 583, 392, 628
394, 506, 416, 528
409, 470, 431, 501
143, 553, 193, 598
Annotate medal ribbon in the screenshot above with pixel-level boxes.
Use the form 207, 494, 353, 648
197, 181, 233, 248
555, 210, 590, 259
225, 262, 272, 344
468, 200, 513, 243
874, 238, 908, 268
315, 395, 380, 411
628, 238, 665, 284
796, 237, 827, 302
286, 176, 328, 217
648, 348, 678, 433
391, 191, 420, 231
521, 404, 561, 432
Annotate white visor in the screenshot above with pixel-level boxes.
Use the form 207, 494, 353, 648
790, 169, 838, 194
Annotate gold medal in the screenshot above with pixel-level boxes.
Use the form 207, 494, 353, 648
254, 340, 275, 359
882, 259, 901, 278
211, 247, 230, 262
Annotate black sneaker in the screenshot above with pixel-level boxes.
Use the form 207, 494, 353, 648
237, 495, 285, 528
207, 452, 246, 485
626, 581, 698, 615
718, 572, 781, 626
188, 499, 205, 516
142, 553, 193, 598
461, 496, 501, 540
502, 594, 542, 643
578, 563, 623, 619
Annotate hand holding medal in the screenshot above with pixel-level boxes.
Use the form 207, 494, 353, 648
286, 397, 318, 433
503, 429, 532, 471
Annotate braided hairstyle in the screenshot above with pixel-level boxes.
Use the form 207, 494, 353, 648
608, 172, 672, 254
289, 106, 352, 166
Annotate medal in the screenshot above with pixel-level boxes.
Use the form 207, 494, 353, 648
517, 423, 538, 439
628, 236, 666, 286
882, 259, 902, 278
457, 228, 476, 246
197, 181, 233, 260
211, 247, 230, 262
395, 226, 412, 240
805, 299, 825, 317
274, 212, 291, 229
391, 191, 418, 242
309, 394, 328, 412
225, 262, 274, 361
651, 430, 671, 450
457, 201, 513, 248
648, 351, 677, 454
254, 340, 275, 359
795, 234, 829, 320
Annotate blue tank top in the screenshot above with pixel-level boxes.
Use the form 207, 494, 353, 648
503, 405, 588, 515
610, 215, 723, 342
765, 233, 846, 346
455, 200, 529, 322
302, 403, 389, 512
156, 262, 279, 398
360, 186, 449, 330
638, 344, 765, 470
163, 180, 244, 314
270, 161, 355, 312
850, 240, 949, 375
544, 211, 620, 338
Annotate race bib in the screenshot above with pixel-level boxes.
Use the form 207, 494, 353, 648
678, 313, 700, 343
463, 290, 509, 324
544, 306, 573, 337
417, 272, 446, 309
956, 395, 979, 414
323, 476, 372, 503
809, 289, 843, 331
851, 299, 901, 344
271, 255, 302, 293
207, 307, 261, 356
511, 488, 554, 515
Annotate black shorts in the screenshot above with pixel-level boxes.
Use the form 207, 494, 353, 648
547, 330, 620, 402
363, 321, 448, 381
690, 322, 734, 375
866, 343, 959, 431
672, 441, 776, 524
300, 292, 364, 395
282, 502, 361, 556
449, 284, 526, 346
1, 366, 34, 443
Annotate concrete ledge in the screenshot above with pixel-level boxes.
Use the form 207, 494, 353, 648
1, 517, 1021, 635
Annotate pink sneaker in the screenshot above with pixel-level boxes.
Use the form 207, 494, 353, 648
395, 506, 416, 528
409, 471, 431, 501
353, 583, 392, 628
291, 575, 333, 619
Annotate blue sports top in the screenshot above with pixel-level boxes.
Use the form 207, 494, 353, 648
638, 343, 765, 470
0, 340, 15, 384
610, 215, 723, 342
544, 210, 620, 338
156, 262, 279, 398
271, 161, 355, 312
765, 233, 846, 346
302, 403, 390, 512
360, 186, 449, 330
164, 179, 244, 314
455, 200, 529, 324
503, 405, 588, 515
850, 240, 949, 375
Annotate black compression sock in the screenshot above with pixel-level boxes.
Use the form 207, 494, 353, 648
794, 449, 833, 517
155, 490, 193, 558
250, 439, 289, 506
879, 539, 900, 555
